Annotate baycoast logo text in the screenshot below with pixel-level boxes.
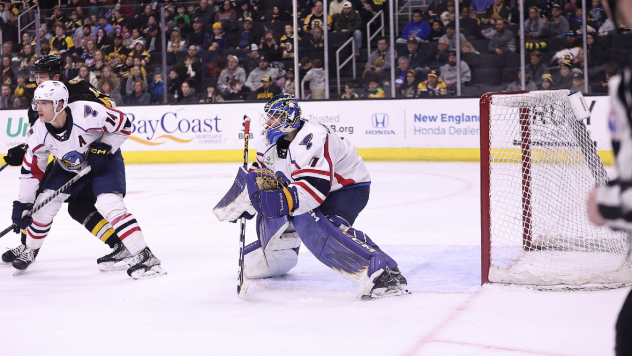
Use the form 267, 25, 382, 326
127, 111, 223, 146
366, 113, 395, 135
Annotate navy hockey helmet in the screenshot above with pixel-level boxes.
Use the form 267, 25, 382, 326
31, 55, 64, 82
262, 94, 302, 145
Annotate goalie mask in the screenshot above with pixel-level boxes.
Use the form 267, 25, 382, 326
262, 94, 302, 145
33, 80, 69, 124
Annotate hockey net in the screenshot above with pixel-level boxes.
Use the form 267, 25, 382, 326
480, 90, 632, 287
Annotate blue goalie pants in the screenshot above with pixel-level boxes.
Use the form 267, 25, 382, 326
244, 185, 398, 285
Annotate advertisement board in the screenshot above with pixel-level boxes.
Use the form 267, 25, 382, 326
0, 96, 614, 163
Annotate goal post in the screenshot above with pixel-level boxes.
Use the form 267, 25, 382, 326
480, 90, 632, 287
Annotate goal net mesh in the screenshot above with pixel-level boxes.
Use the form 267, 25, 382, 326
485, 90, 632, 286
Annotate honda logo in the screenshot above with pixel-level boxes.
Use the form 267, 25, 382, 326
372, 113, 389, 128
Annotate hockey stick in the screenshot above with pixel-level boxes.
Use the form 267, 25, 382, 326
0, 163, 7, 174
237, 115, 251, 296
0, 165, 92, 238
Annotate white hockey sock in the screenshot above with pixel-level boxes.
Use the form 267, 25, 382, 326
25, 219, 52, 250
111, 213, 147, 255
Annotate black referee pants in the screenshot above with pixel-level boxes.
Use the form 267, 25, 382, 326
616, 288, 632, 355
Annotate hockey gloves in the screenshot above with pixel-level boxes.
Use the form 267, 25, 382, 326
11, 201, 33, 233
3, 144, 26, 166
246, 170, 300, 219
88, 142, 112, 176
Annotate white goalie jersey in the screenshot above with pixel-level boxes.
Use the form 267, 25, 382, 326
255, 120, 370, 216
19, 100, 130, 204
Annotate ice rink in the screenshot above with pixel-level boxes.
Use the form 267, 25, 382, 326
0, 162, 628, 356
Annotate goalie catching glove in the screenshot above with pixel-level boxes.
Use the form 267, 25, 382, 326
246, 170, 299, 219
213, 168, 299, 222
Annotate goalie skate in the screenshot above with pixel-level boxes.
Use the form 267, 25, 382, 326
126, 247, 166, 279
2, 244, 25, 264
97, 242, 134, 272
12, 248, 39, 276
359, 267, 411, 301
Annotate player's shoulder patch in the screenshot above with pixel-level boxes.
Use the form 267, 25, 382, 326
299, 133, 313, 150
84, 105, 98, 118
68, 78, 81, 84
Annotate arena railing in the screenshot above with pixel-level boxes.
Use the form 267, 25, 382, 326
366, 10, 385, 62
336, 36, 356, 95
17, 4, 39, 46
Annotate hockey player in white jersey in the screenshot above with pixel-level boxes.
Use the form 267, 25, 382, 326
214, 94, 409, 299
10, 81, 165, 278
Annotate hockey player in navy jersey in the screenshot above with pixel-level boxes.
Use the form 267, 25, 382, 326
2, 55, 130, 272
9, 81, 165, 278
215, 94, 409, 299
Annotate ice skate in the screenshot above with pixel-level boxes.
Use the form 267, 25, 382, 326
359, 267, 411, 300
97, 242, 134, 272
12, 248, 39, 275
2, 244, 26, 264
126, 247, 166, 279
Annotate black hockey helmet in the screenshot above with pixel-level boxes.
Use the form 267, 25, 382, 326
111, 62, 124, 74
30, 55, 64, 82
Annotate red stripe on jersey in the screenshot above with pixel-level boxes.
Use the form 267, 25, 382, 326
293, 181, 324, 204
257, 153, 264, 156
323, 136, 334, 185
111, 213, 132, 226
31, 155, 44, 181
334, 173, 356, 187
121, 130, 131, 135
114, 115, 124, 132
22, 157, 31, 167
119, 227, 141, 240
292, 169, 330, 178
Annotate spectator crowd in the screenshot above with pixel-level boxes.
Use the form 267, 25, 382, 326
390, 0, 628, 97
0, 0, 627, 107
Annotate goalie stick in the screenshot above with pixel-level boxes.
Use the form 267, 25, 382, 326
0, 165, 92, 238
237, 115, 251, 296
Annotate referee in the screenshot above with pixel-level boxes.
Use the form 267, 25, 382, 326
587, 1, 632, 354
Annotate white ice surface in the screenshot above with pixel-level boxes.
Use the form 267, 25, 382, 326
0, 162, 627, 356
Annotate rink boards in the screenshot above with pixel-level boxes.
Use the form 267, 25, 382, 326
0, 96, 615, 165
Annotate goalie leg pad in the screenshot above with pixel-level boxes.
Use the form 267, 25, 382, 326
213, 167, 256, 222
292, 209, 397, 285
243, 215, 301, 279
